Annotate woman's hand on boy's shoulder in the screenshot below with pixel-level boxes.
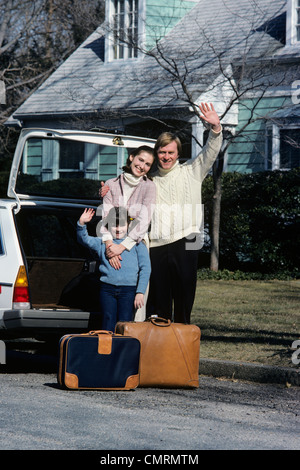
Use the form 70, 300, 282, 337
99, 181, 110, 198
105, 243, 123, 270
106, 243, 126, 258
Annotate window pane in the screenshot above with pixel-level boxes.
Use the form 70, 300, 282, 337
113, 0, 139, 60
99, 146, 119, 180
59, 171, 84, 179
114, 0, 125, 59
60, 140, 84, 170
25, 139, 43, 177
266, 127, 273, 170
280, 129, 300, 169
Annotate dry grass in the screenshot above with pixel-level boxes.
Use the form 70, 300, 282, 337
191, 279, 300, 368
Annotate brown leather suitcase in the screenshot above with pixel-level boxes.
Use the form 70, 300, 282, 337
115, 316, 200, 388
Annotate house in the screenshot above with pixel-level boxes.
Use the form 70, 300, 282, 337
6, 0, 300, 178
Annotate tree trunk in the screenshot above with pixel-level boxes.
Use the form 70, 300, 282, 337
210, 150, 224, 271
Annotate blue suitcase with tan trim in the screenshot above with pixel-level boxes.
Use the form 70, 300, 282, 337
57, 330, 140, 390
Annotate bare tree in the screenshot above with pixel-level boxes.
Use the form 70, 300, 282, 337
0, 0, 105, 157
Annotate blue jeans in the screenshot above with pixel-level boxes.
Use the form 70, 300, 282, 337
99, 282, 136, 332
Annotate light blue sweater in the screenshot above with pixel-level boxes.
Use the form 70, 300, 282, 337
77, 222, 151, 294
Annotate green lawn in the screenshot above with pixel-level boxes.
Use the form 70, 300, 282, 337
191, 279, 300, 368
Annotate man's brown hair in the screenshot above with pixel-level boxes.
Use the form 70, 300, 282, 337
154, 132, 182, 157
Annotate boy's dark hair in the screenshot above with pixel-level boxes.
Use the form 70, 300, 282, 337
102, 207, 130, 229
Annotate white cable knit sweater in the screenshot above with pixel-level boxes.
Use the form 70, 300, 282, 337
149, 128, 222, 248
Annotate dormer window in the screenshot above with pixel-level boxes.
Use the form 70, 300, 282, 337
106, 0, 143, 61
287, 0, 300, 45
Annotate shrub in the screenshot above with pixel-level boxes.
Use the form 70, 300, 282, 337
202, 169, 300, 274
197, 268, 299, 280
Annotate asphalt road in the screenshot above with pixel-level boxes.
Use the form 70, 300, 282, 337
0, 348, 299, 452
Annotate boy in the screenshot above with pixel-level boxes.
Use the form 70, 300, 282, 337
77, 206, 151, 331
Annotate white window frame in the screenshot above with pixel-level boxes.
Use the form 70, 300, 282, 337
286, 0, 300, 45
266, 123, 300, 170
105, 0, 145, 62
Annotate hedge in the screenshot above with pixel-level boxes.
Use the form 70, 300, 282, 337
202, 169, 300, 275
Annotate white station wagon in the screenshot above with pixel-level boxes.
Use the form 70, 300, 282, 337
0, 128, 154, 339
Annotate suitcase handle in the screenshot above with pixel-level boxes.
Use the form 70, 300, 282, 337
148, 316, 171, 327
89, 330, 114, 335
89, 330, 123, 337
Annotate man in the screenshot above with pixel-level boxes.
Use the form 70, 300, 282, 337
146, 102, 222, 323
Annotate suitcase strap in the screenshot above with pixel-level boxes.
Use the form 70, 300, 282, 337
147, 316, 171, 327
88, 330, 123, 355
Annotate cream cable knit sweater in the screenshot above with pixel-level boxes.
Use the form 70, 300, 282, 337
149, 128, 223, 248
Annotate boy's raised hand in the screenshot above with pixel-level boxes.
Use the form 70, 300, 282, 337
79, 208, 95, 225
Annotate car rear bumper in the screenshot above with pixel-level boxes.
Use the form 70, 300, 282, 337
3, 309, 91, 332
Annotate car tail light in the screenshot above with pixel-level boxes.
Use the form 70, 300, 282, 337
13, 266, 30, 309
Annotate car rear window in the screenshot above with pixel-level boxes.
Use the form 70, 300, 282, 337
15, 136, 131, 200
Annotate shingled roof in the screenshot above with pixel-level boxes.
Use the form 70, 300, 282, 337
12, 0, 287, 122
